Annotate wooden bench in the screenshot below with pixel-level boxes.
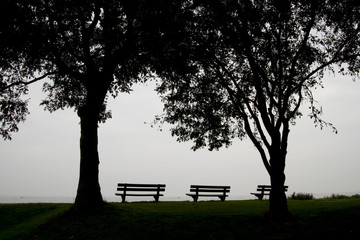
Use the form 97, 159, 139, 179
115, 183, 166, 203
186, 185, 230, 202
251, 185, 288, 200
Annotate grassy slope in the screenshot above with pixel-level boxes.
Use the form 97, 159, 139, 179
0, 204, 71, 240
0, 199, 359, 240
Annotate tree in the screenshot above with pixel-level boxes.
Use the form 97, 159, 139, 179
0, 0, 183, 209
155, 0, 360, 217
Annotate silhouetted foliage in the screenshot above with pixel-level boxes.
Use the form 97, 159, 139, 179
155, 0, 360, 217
0, 0, 184, 209
2, 0, 359, 215
289, 192, 314, 200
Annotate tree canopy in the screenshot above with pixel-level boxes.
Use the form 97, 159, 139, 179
1, 0, 359, 215
1, 0, 183, 138
155, 0, 360, 216
0, 0, 185, 208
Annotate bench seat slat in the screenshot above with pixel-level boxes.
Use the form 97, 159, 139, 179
251, 193, 270, 196
117, 183, 166, 188
190, 185, 230, 189
255, 188, 288, 191
116, 193, 164, 197
256, 185, 288, 189
117, 188, 165, 192
189, 189, 230, 193
187, 194, 229, 197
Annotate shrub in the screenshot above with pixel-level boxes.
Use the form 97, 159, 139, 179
289, 192, 314, 200
325, 194, 360, 199
327, 194, 349, 199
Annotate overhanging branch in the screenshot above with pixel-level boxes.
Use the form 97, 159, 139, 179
1, 71, 58, 92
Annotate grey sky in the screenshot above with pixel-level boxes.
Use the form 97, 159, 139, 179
1, 73, 359, 201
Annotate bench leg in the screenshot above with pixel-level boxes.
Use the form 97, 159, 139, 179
191, 195, 198, 202
219, 196, 226, 201
121, 195, 126, 203
253, 194, 263, 200
154, 195, 159, 203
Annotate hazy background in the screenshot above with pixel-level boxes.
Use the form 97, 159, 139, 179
1, 73, 359, 202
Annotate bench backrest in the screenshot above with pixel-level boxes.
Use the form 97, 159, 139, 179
257, 185, 288, 192
190, 185, 230, 193
117, 183, 166, 193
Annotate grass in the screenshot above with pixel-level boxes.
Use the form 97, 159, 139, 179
0, 204, 71, 240
0, 198, 359, 240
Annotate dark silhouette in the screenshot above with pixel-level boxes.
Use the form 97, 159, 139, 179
115, 183, 166, 203
154, 0, 360, 218
1, 0, 359, 217
0, 0, 183, 209
186, 185, 231, 202
251, 185, 288, 200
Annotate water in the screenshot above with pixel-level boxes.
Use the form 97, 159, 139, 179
0, 195, 251, 204
0, 196, 75, 204
1, 192, 358, 204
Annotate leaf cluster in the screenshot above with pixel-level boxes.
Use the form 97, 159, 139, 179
155, 0, 360, 152
0, 0, 185, 139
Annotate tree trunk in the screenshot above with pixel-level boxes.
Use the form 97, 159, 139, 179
73, 103, 104, 209
268, 147, 290, 219
269, 166, 289, 217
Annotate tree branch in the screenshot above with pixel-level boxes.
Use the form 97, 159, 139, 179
221, 77, 271, 174
213, 58, 272, 165
288, 2, 317, 81
1, 71, 58, 92
289, 23, 360, 95
243, 113, 271, 174
80, 3, 101, 74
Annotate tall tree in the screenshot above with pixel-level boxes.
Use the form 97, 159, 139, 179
155, 0, 360, 217
0, 0, 182, 209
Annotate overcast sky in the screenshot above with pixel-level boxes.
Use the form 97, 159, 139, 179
1, 72, 359, 202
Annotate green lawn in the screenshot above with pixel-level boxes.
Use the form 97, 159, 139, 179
1, 198, 359, 240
